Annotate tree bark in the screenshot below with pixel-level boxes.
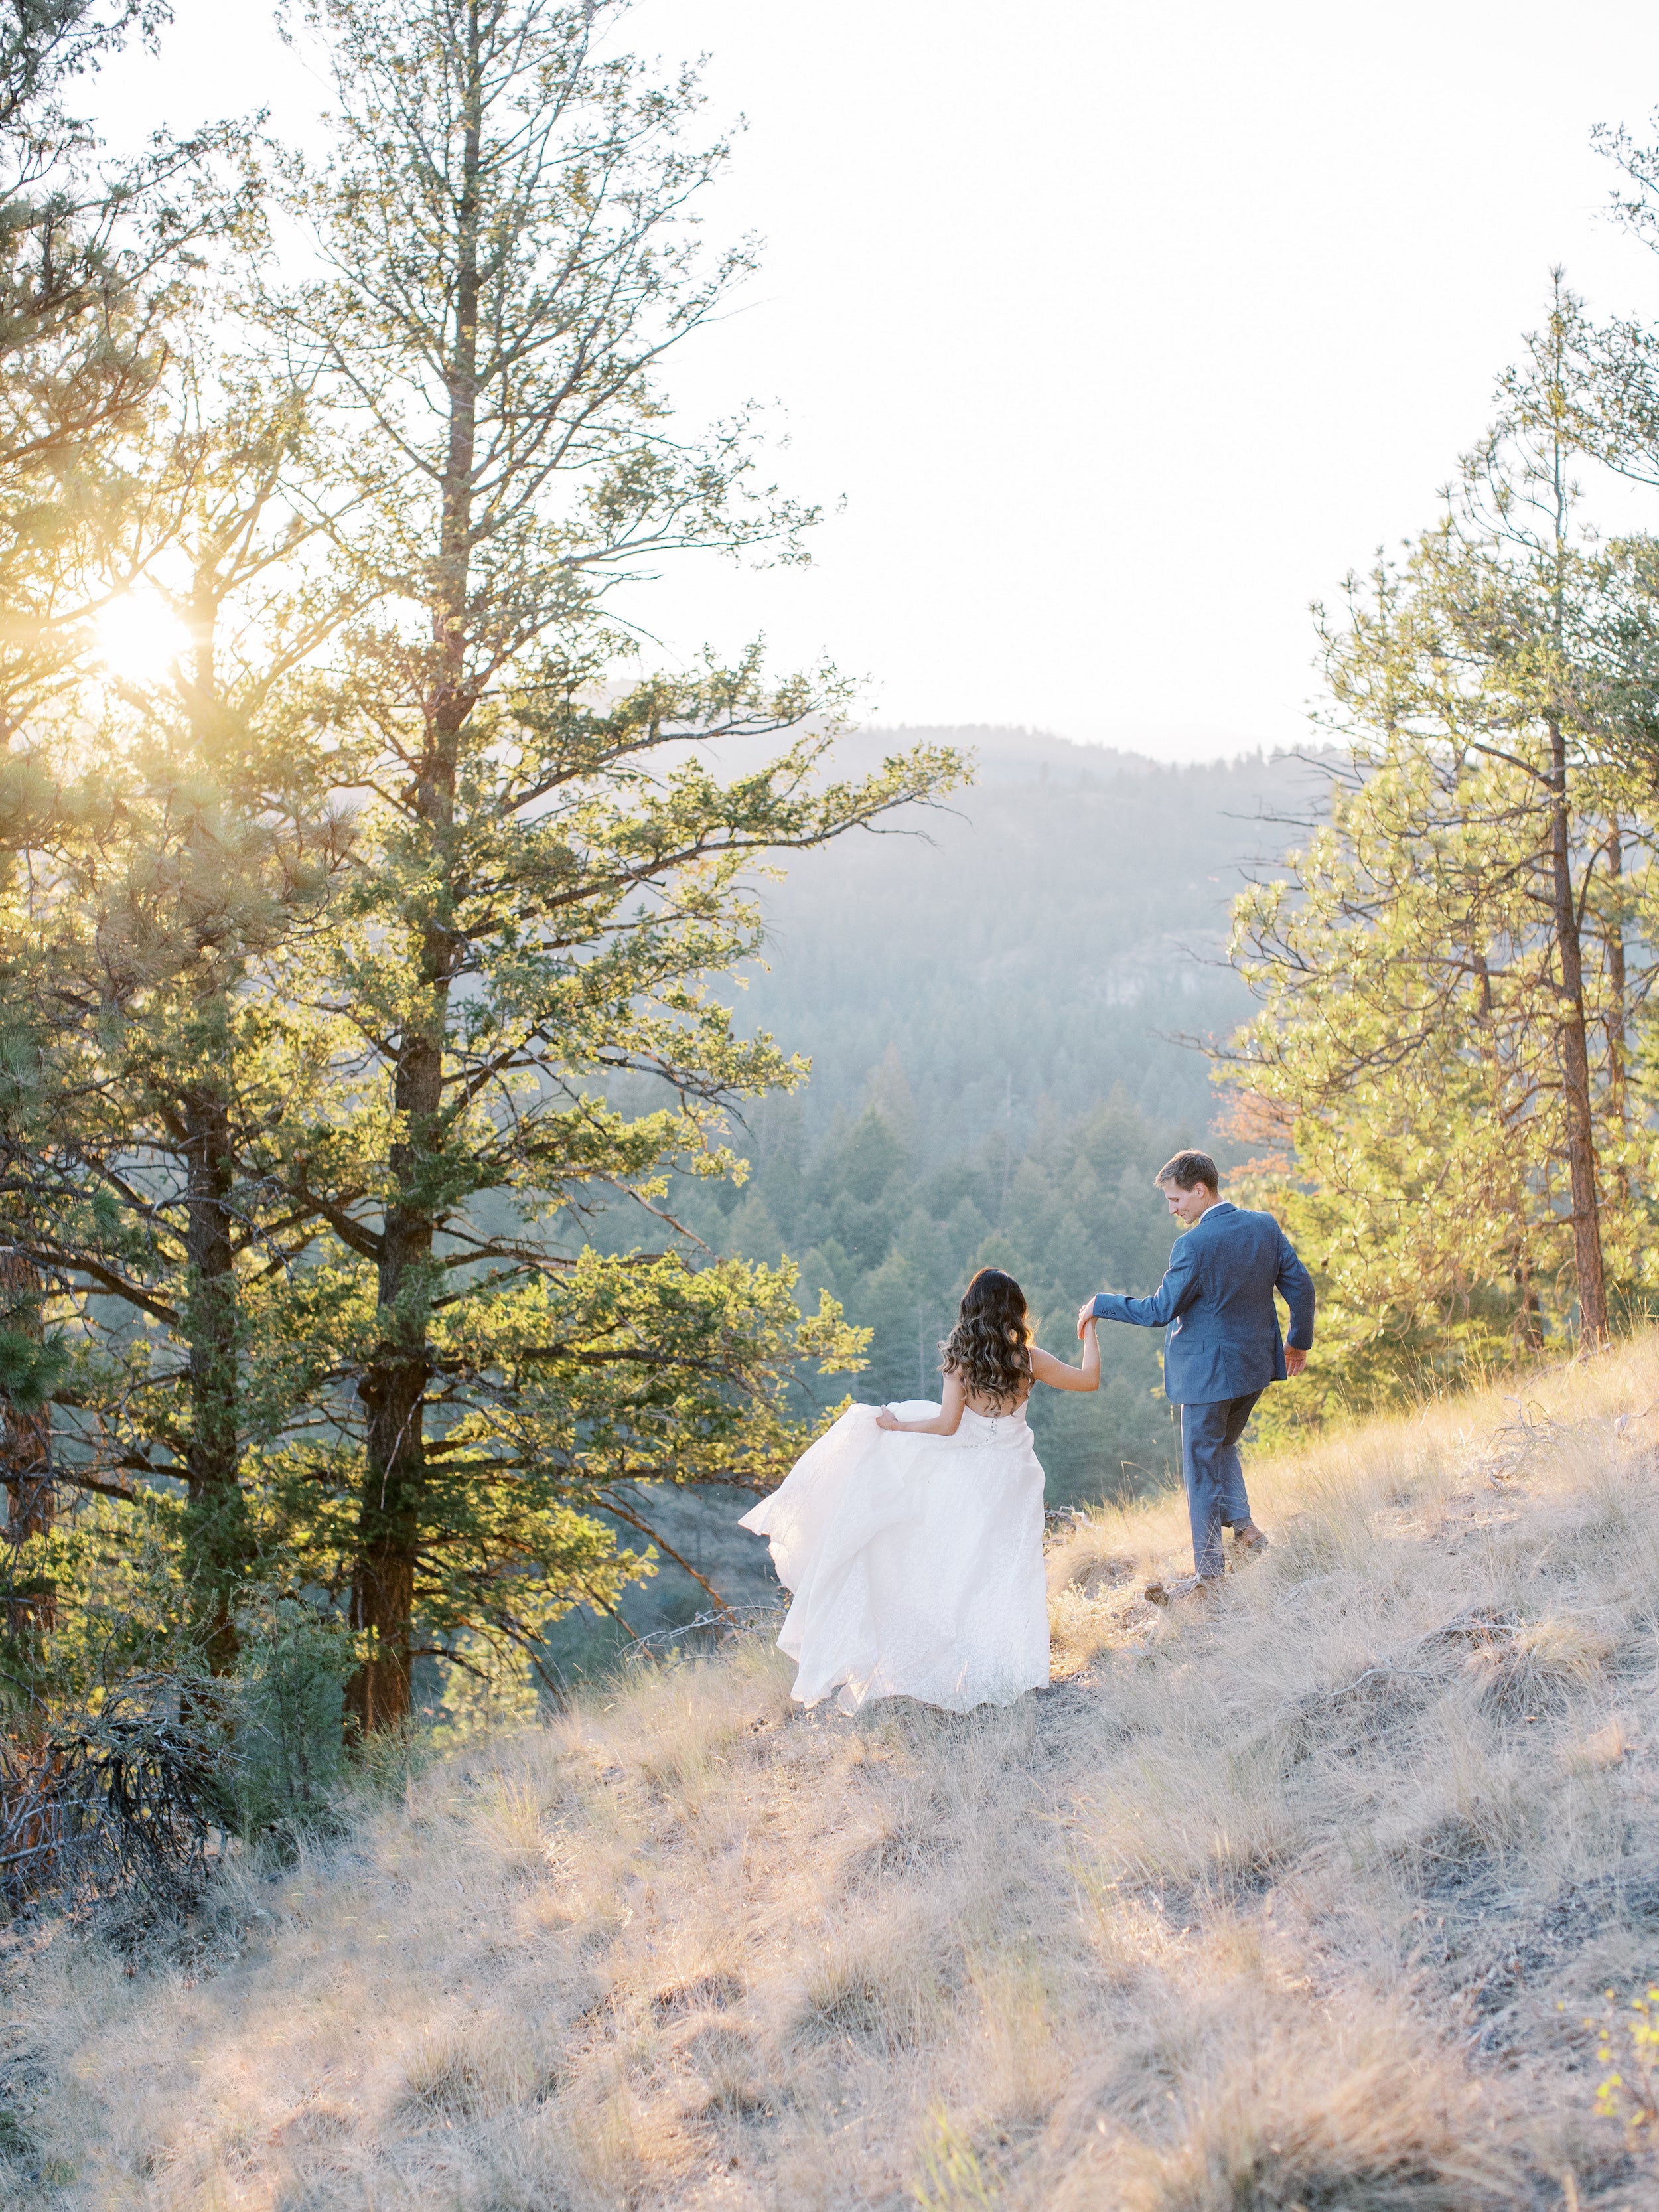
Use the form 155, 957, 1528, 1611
346, 3, 482, 1733
1548, 717, 1608, 1346
175, 552, 252, 1676
346, 1025, 443, 1733
0, 1248, 52, 1637
1603, 822, 1630, 1204
180, 1075, 244, 1675
1473, 947, 1546, 1359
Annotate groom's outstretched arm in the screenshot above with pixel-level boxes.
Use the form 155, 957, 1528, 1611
1082, 1240, 1200, 1335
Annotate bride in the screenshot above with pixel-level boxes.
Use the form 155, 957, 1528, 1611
739, 1268, 1100, 1713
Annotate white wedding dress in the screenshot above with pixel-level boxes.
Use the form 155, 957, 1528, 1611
738, 1398, 1050, 1714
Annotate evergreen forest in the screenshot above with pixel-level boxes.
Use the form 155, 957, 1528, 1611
664, 735, 1325, 1503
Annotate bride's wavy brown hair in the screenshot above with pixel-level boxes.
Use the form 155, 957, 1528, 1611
940, 1268, 1032, 1408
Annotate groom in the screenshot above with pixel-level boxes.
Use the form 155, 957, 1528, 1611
1077, 1149, 1315, 1591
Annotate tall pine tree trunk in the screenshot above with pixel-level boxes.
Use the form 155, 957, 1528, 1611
346, 7, 480, 1733
181, 1072, 244, 1675
1548, 716, 1608, 1345
177, 579, 251, 1676
0, 1249, 52, 1638
347, 1016, 445, 1733
1474, 947, 1545, 1359
1603, 821, 1630, 1204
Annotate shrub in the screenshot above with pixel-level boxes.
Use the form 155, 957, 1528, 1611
231, 1600, 354, 1849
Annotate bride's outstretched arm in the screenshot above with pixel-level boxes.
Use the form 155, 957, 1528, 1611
1031, 1319, 1100, 1393
877, 1372, 967, 1434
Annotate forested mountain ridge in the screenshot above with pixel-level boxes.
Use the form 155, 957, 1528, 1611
670, 729, 1327, 1501
717, 726, 1331, 1157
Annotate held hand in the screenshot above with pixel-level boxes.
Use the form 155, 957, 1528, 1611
875, 1406, 901, 1430
1285, 1347, 1308, 1378
1076, 1299, 1098, 1341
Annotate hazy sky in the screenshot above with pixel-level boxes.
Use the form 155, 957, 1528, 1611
97, 1, 1659, 758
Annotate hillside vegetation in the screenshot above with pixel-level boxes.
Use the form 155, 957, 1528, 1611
9, 1339, 1659, 2209
710, 730, 1326, 1159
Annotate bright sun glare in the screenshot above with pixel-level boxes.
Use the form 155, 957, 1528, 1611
92, 593, 192, 686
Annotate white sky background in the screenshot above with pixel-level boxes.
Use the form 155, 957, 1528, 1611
96, 0, 1659, 760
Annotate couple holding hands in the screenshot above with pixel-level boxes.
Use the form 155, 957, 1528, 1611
740, 1149, 1315, 1714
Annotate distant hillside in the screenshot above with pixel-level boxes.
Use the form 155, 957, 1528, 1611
725, 727, 1331, 1161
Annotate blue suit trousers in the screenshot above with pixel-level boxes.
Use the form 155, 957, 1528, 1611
1181, 1392, 1263, 1579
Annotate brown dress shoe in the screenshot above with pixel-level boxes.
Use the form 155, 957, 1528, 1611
1144, 1574, 1219, 1605
1232, 1525, 1270, 1556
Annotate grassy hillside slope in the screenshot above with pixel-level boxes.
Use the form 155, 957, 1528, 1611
11, 1341, 1659, 2209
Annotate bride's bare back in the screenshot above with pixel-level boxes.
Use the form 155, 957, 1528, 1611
877, 1321, 1100, 1433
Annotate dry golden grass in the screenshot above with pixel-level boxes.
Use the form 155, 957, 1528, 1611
12, 1339, 1659, 2207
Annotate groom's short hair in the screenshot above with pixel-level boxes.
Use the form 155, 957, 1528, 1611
1156, 1149, 1219, 1193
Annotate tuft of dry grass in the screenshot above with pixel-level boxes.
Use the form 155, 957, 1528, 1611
13, 1340, 1659, 2205
1114, 2038, 1518, 2212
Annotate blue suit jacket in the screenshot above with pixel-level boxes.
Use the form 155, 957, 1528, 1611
1091, 1201, 1315, 1406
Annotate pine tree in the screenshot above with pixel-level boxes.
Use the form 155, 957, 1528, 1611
0, 1, 253, 1647
262, 0, 964, 1726
1225, 285, 1656, 1386
0, 347, 355, 1673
